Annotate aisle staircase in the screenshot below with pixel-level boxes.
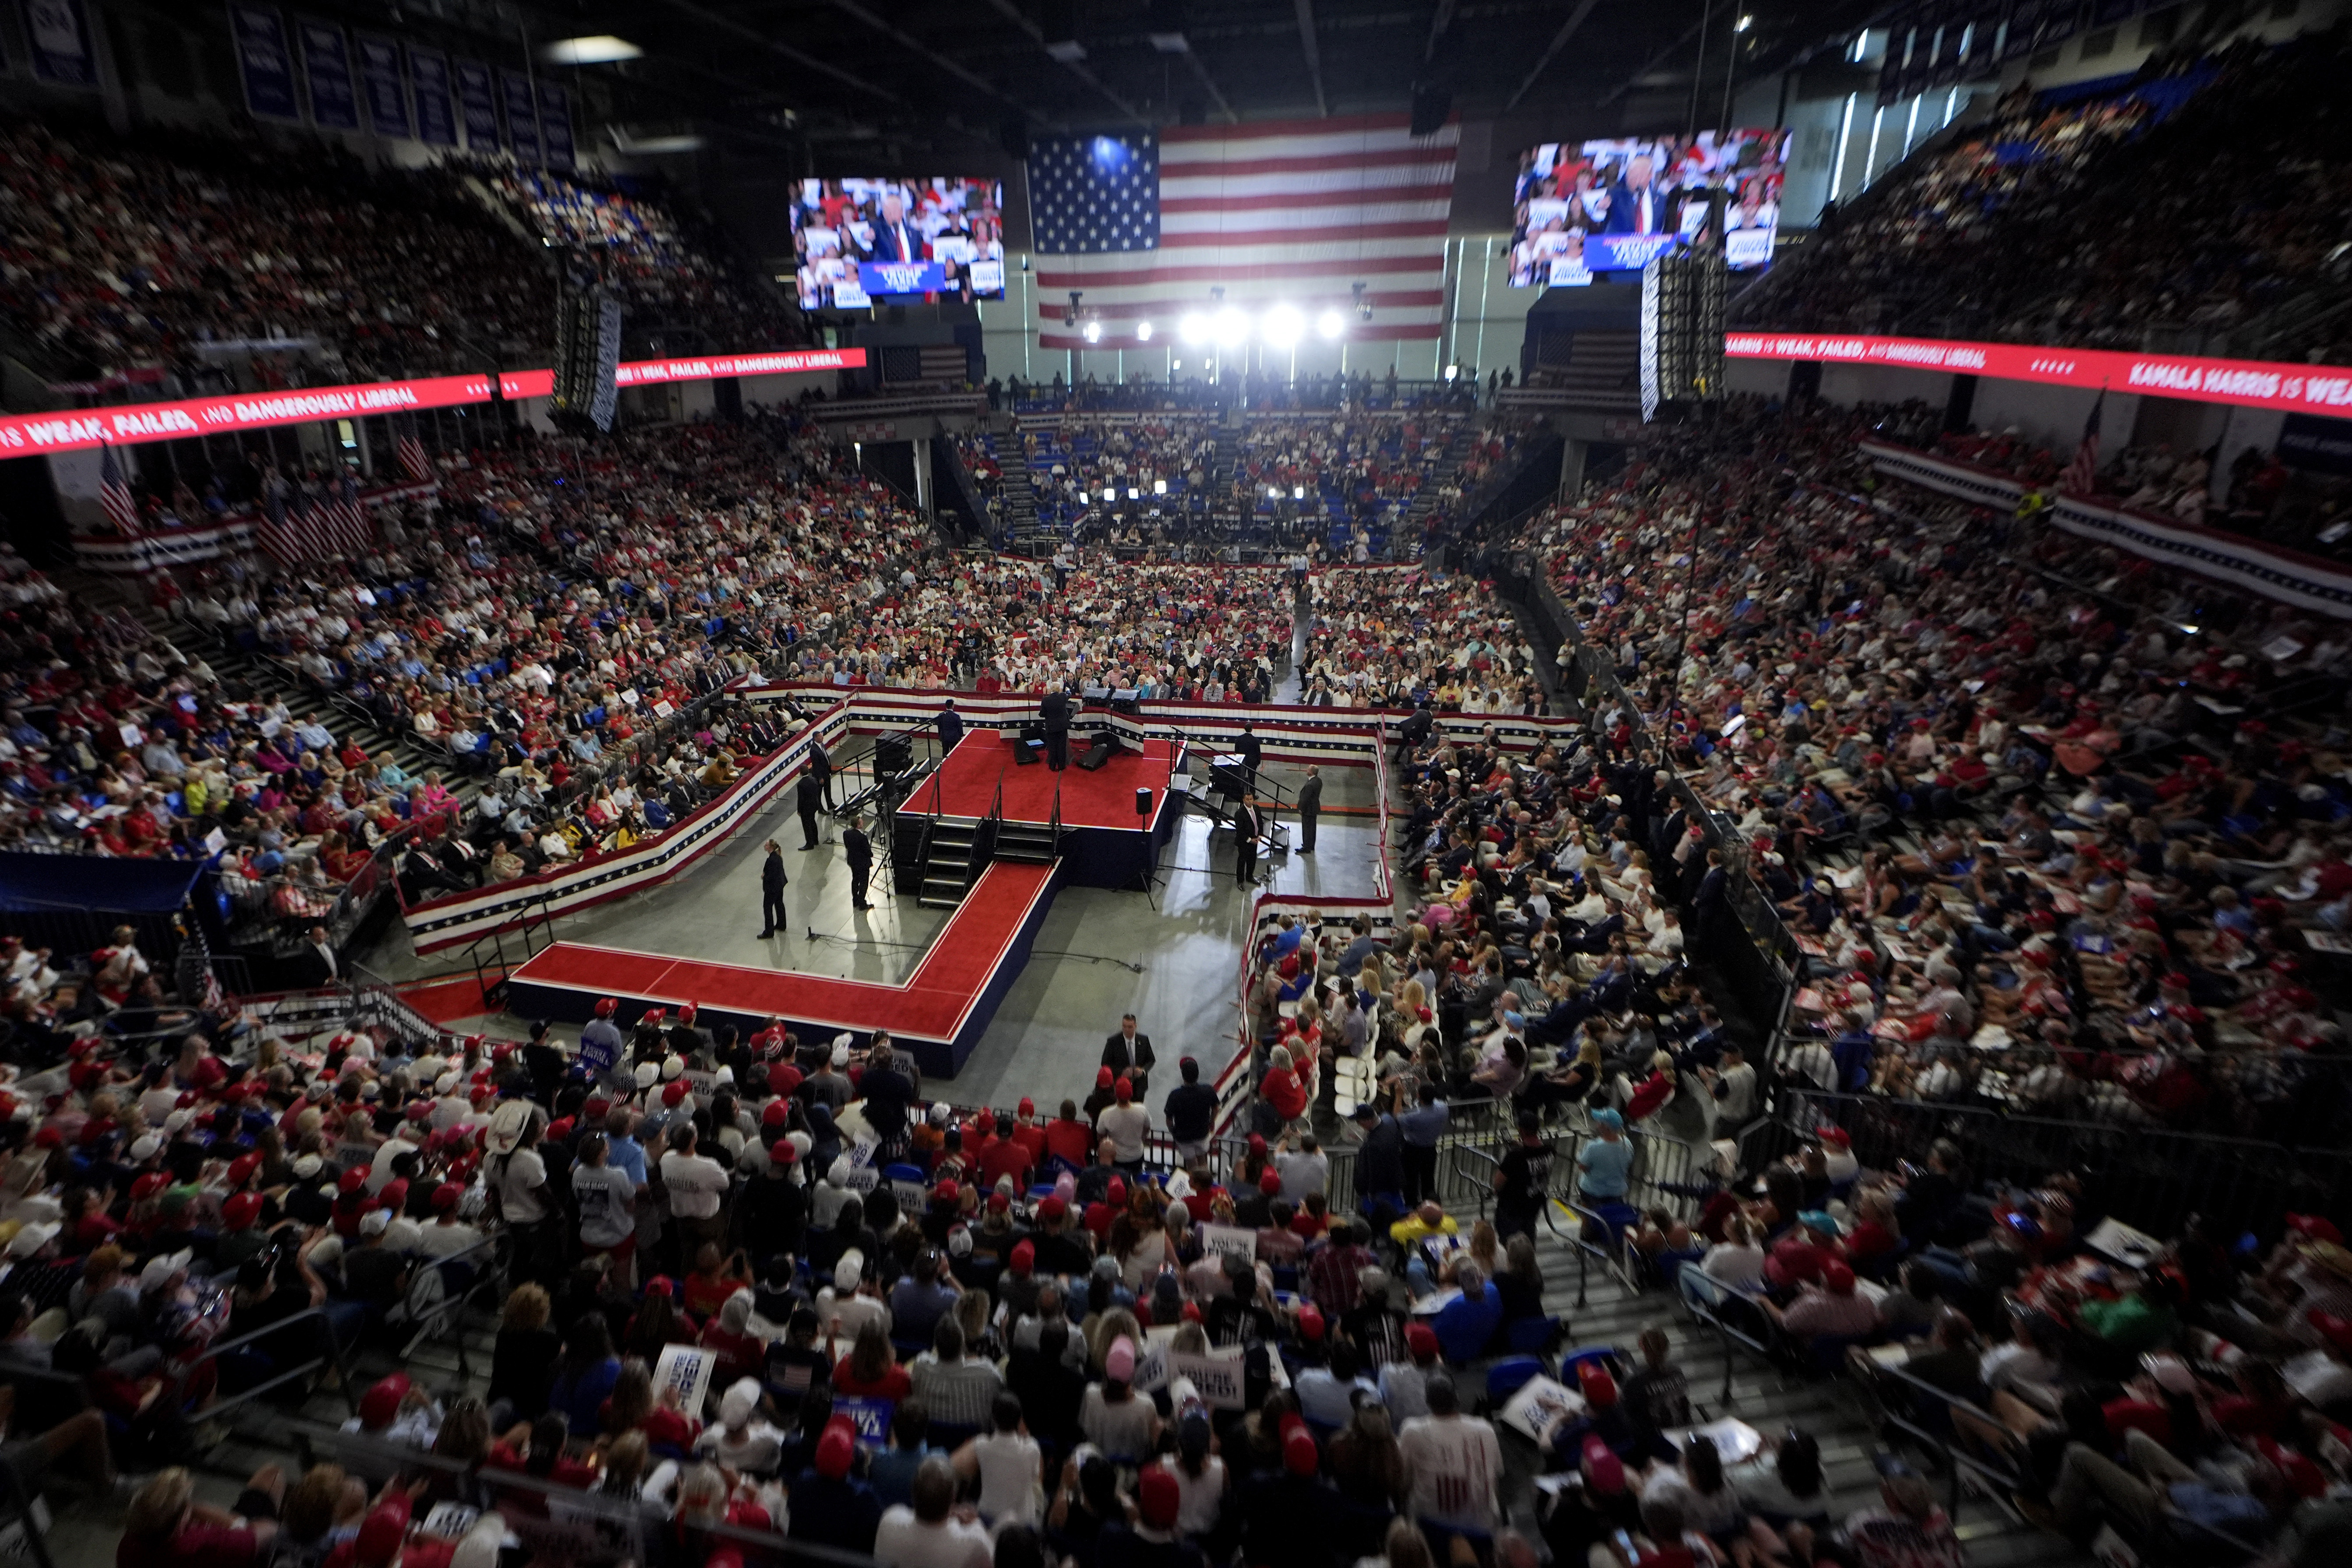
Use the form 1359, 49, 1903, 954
985, 412, 1040, 543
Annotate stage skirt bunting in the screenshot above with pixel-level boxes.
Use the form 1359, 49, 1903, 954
1859, 441, 2352, 620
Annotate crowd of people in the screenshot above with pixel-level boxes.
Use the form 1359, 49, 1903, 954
1503, 393, 2352, 1149
1734, 33, 2352, 361
0, 117, 795, 393
1230, 413, 1466, 556
1298, 571, 1547, 714
1007, 414, 1220, 537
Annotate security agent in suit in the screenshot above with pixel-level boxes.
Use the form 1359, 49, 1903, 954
1041, 685, 1074, 771
1295, 766, 1323, 855
937, 699, 964, 756
809, 736, 835, 808
844, 816, 875, 910
1232, 798, 1261, 885
296, 922, 340, 987
1102, 1014, 1155, 1094
758, 839, 788, 939
796, 770, 825, 850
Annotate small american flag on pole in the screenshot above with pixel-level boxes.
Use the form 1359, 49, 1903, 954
99, 444, 141, 538
397, 433, 432, 484
324, 474, 371, 557
2062, 388, 2105, 496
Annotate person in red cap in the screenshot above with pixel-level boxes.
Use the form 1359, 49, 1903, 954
1082, 1064, 1119, 1122
786, 1415, 882, 1554
976, 1115, 1033, 1189
1097, 1075, 1151, 1172
1766, 1258, 1882, 1345
1008, 1098, 1048, 1165
1236, 1416, 1339, 1565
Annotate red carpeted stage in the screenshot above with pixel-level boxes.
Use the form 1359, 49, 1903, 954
507, 861, 1059, 1077
504, 730, 1187, 1076
922, 728, 1179, 829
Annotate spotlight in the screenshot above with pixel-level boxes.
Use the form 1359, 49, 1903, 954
1212, 307, 1249, 349
1317, 309, 1345, 340
1082, 319, 1102, 344
1127, 487, 1140, 500
1153, 479, 1167, 494
1262, 304, 1303, 348
1136, 320, 1153, 342
543, 35, 641, 64
1267, 486, 1281, 498
1293, 485, 1306, 500
1178, 313, 1208, 346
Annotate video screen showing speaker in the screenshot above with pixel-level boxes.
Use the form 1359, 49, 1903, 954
791, 178, 1006, 310
1508, 130, 1789, 287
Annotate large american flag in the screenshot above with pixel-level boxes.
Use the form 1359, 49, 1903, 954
1029, 113, 1459, 352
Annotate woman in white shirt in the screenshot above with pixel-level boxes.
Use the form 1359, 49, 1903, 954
1679, 1215, 1766, 1313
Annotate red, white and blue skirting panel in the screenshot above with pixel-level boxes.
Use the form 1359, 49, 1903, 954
505, 858, 1063, 1079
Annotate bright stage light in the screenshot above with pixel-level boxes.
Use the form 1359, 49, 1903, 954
1317, 309, 1345, 340
1082, 319, 1102, 344
543, 35, 641, 64
1178, 313, 1208, 346
1153, 479, 1167, 494
1135, 320, 1153, 342
1293, 485, 1306, 500
1212, 307, 1250, 349
1262, 304, 1303, 348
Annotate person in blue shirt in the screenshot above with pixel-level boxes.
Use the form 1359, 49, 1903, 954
1429, 1262, 1503, 1363
864, 1401, 938, 1509
1575, 1109, 1635, 1205
547, 1313, 622, 1437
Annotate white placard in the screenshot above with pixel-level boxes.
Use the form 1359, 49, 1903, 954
1197, 1223, 1257, 1262
1133, 1338, 1170, 1394
1168, 1350, 1246, 1410
1498, 1374, 1584, 1444
654, 1342, 715, 1417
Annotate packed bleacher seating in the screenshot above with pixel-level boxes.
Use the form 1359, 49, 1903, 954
0, 119, 797, 393
1232, 411, 1466, 557
1300, 568, 1546, 713
1009, 413, 1218, 538
1732, 32, 2352, 358
477, 164, 803, 352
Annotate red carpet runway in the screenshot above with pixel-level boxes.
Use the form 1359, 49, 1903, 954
921, 729, 1179, 828
507, 860, 1057, 1076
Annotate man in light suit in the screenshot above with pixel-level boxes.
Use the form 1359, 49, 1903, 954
865, 191, 925, 265
1601, 154, 1669, 236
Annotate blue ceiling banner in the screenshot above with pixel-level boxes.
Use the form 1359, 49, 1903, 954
227, 4, 301, 121
500, 69, 542, 165
298, 18, 359, 130
22, 0, 98, 87
408, 44, 456, 147
539, 81, 576, 171
356, 33, 410, 139
454, 58, 500, 149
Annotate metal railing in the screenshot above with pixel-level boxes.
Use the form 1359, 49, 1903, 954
397, 1231, 514, 1381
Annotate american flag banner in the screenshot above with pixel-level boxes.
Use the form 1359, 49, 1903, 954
323, 474, 372, 556
258, 484, 308, 567
397, 433, 432, 483
2063, 388, 2105, 495
98, 443, 141, 538
1029, 113, 1459, 351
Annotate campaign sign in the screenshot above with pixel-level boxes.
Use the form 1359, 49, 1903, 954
653, 1343, 715, 1417
834, 1395, 895, 1441
1197, 1223, 1257, 1262
859, 261, 946, 296
1585, 233, 1682, 272
1168, 1350, 1247, 1410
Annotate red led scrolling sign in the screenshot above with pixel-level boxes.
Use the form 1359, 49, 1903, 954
5, 350, 871, 457
1726, 331, 2352, 418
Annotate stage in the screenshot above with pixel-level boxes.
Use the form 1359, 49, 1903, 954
920, 727, 1183, 890
504, 728, 1187, 1075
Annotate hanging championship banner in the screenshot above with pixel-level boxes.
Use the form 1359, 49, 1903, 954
539, 81, 576, 170
356, 34, 409, 139
297, 18, 359, 130
499, 69, 541, 164
408, 46, 456, 146
454, 59, 499, 149
23, 0, 96, 86
227, 5, 301, 120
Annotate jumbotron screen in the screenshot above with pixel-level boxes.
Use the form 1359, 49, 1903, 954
790, 177, 1007, 310
1509, 130, 1790, 286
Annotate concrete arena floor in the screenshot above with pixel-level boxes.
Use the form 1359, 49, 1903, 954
355, 754, 1395, 1107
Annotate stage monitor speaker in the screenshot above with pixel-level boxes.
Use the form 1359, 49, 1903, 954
1077, 735, 1118, 771
1013, 738, 1042, 765
873, 735, 912, 777
1135, 787, 1153, 817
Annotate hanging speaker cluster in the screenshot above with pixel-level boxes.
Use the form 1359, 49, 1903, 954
551, 283, 622, 435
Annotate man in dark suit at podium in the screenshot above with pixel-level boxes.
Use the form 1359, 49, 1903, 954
1235, 722, 1262, 788
1041, 685, 1073, 771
